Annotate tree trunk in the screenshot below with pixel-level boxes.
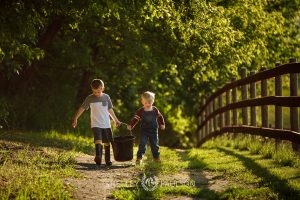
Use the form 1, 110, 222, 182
10, 15, 65, 94
75, 45, 100, 107
76, 69, 92, 107
0, 64, 9, 95
76, 44, 99, 106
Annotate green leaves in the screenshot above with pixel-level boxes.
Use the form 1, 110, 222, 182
0, 0, 299, 146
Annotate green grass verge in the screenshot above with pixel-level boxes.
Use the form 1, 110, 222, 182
112, 135, 300, 200
0, 130, 94, 199
2, 130, 299, 199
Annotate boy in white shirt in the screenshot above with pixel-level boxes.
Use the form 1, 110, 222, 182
72, 79, 121, 165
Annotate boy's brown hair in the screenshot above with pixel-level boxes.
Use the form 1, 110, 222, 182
91, 79, 104, 89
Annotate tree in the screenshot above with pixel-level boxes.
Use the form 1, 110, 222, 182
0, 0, 298, 147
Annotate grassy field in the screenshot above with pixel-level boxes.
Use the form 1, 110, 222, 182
1, 131, 300, 199
113, 135, 300, 200
0, 130, 94, 199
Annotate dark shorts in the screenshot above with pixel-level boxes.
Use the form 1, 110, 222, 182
92, 128, 113, 143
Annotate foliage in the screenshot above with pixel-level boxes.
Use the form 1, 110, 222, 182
0, 0, 299, 146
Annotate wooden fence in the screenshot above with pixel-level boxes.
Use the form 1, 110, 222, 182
196, 58, 300, 151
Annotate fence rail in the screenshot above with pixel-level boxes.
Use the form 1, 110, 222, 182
196, 58, 300, 150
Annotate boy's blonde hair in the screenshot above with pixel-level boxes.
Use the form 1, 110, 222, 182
141, 91, 155, 103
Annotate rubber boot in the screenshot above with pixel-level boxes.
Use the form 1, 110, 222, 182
104, 144, 112, 166
94, 144, 102, 165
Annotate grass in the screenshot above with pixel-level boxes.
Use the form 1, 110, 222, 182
112, 135, 300, 200
1, 130, 300, 199
0, 130, 95, 199
207, 134, 300, 168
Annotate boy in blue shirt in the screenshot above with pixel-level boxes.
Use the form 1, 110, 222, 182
128, 91, 165, 165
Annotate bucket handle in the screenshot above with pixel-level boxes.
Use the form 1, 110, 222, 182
119, 122, 133, 136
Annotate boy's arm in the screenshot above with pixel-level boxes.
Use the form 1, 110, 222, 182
155, 107, 165, 130
108, 108, 121, 127
72, 106, 85, 128
128, 108, 143, 130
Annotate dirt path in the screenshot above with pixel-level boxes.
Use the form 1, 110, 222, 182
65, 150, 230, 200
65, 154, 138, 200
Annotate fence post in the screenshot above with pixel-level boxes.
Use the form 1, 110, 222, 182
202, 99, 207, 138
209, 102, 213, 133
232, 78, 238, 126
198, 127, 202, 143
199, 100, 204, 123
261, 67, 268, 128
275, 62, 283, 129
241, 68, 248, 125
205, 104, 209, 137
289, 57, 299, 152
201, 100, 205, 141
225, 89, 230, 126
213, 98, 217, 131
275, 62, 282, 148
218, 94, 224, 129
250, 70, 256, 126
198, 100, 204, 142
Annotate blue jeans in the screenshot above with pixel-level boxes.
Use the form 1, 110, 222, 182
137, 131, 160, 159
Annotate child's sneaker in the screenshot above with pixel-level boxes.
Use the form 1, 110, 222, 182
153, 157, 161, 162
136, 158, 142, 165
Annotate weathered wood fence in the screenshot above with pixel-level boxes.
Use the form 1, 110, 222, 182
196, 58, 300, 151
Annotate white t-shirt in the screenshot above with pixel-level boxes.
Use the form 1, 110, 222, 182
81, 93, 113, 128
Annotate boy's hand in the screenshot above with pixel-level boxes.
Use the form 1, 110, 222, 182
115, 120, 121, 127
160, 125, 165, 130
72, 119, 77, 128
127, 125, 132, 131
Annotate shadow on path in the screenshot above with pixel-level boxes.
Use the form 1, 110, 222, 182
76, 162, 133, 171
217, 147, 300, 200
175, 149, 223, 199
0, 131, 94, 154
